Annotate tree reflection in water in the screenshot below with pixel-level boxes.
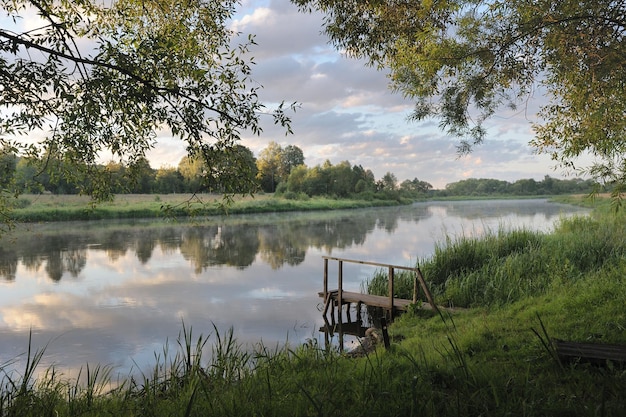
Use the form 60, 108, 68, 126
0, 200, 589, 282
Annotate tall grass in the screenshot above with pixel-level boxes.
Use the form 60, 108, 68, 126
367, 211, 626, 309
5, 316, 626, 416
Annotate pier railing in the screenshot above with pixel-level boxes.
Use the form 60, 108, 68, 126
322, 256, 438, 322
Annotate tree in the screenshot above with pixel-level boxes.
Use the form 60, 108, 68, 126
400, 178, 433, 194
202, 144, 259, 193
285, 164, 308, 194
256, 142, 281, 192
511, 178, 539, 196
294, 0, 626, 204
103, 161, 127, 194
155, 167, 184, 194
380, 172, 398, 192
256, 142, 305, 192
326, 160, 353, 197
14, 158, 39, 193
0, 146, 16, 191
256, 142, 284, 192
178, 156, 205, 192
0, 0, 294, 208
351, 164, 375, 194
280, 145, 305, 178
126, 157, 155, 194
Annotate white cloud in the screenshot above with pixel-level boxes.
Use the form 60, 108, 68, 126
147, 0, 568, 189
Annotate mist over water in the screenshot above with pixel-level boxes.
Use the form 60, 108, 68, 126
0, 199, 588, 377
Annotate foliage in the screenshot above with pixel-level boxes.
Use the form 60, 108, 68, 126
440, 176, 598, 197
0, 0, 295, 215
256, 141, 305, 192
378, 171, 398, 192
400, 177, 433, 195
5, 142, 598, 203
294, 0, 626, 202
256, 141, 284, 192
282, 159, 386, 198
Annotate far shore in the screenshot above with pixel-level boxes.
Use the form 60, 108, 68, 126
5, 192, 596, 224
7, 193, 410, 223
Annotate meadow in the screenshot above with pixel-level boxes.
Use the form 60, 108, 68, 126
8, 193, 403, 222
2, 195, 625, 416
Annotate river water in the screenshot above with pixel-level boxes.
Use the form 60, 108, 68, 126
0, 199, 588, 378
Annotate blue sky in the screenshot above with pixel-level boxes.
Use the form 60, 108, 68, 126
146, 0, 577, 189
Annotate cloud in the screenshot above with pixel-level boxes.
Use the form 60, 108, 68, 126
146, 0, 569, 188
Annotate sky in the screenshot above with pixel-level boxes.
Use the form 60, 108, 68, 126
145, 0, 572, 189
2, 0, 580, 190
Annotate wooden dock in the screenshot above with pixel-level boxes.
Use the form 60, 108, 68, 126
320, 256, 439, 350
320, 256, 438, 320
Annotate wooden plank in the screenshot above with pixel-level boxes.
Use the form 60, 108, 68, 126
322, 256, 419, 273
417, 267, 438, 312
554, 339, 626, 364
318, 290, 434, 311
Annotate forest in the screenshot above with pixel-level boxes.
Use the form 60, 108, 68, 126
0, 141, 598, 200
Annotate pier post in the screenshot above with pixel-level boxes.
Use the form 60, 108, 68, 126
338, 260, 343, 322
323, 258, 328, 299
388, 266, 394, 320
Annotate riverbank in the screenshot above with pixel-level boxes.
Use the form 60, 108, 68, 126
2, 196, 625, 416
8, 192, 591, 223
8, 193, 410, 222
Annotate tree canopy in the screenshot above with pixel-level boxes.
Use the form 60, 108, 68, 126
0, 0, 294, 207
256, 142, 305, 192
294, 0, 626, 203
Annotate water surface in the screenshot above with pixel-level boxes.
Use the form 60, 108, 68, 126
0, 199, 588, 377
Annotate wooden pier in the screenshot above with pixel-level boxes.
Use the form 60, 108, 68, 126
320, 256, 439, 350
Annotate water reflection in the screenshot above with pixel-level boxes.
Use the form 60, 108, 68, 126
0, 204, 435, 281
0, 199, 588, 378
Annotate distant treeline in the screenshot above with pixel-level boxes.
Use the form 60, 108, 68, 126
438, 176, 598, 197
0, 142, 599, 199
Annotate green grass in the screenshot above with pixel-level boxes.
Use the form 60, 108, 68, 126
8, 193, 405, 222
367, 205, 625, 309
3, 197, 626, 416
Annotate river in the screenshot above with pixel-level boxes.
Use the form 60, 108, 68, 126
0, 199, 588, 378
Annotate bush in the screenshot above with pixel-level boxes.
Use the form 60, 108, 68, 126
282, 190, 297, 200
282, 191, 309, 201
274, 182, 288, 195
13, 197, 32, 209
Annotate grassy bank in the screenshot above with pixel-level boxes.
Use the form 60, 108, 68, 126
8, 193, 406, 222
3, 198, 626, 416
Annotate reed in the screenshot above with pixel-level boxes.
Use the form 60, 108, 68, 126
3, 309, 626, 416
366, 209, 626, 309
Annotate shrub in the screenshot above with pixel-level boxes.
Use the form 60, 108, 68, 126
282, 191, 298, 200
13, 197, 32, 209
